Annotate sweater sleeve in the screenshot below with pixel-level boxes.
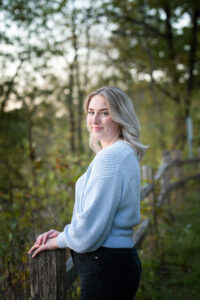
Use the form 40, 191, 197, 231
57, 154, 123, 253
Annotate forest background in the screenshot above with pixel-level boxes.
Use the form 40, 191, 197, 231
0, 0, 200, 298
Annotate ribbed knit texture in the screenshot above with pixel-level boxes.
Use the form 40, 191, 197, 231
57, 140, 141, 253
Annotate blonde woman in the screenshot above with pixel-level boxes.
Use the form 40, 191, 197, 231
29, 86, 147, 300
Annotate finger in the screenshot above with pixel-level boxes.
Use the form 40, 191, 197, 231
31, 245, 45, 258
43, 230, 57, 243
36, 232, 49, 245
48, 232, 58, 238
47, 230, 58, 238
37, 230, 54, 245
28, 243, 40, 253
36, 234, 44, 245
28, 245, 36, 254
28, 244, 40, 254
43, 232, 51, 244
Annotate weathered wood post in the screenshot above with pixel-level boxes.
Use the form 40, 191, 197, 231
198, 147, 200, 171
141, 165, 157, 231
172, 150, 184, 198
29, 249, 67, 300
171, 150, 183, 180
161, 150, 172, 214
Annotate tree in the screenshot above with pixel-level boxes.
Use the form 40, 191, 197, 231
100, 0, 200, 149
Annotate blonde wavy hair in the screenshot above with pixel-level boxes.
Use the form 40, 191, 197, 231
84, 86, 148, 161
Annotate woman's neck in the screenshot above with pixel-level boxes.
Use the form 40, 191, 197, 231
100, 135, 122, 149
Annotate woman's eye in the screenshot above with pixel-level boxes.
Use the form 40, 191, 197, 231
101, 112, 109, 116
88, 111, 108, 116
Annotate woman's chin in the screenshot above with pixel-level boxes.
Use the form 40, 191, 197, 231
91, 132, 103, 139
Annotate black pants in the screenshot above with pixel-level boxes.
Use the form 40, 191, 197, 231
71, 247, 142, 300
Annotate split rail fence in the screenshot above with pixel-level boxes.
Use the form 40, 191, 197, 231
29, 149, 200, 300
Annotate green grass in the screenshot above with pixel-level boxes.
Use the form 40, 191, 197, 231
136, 187, 200, 300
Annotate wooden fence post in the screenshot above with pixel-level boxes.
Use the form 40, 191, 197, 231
198, 147, 200, 170
171, 150, 183, 180
141, 165, 157, 231
161, 150, 172, 214
29, 249, 67, 300
172, 150, 184, 198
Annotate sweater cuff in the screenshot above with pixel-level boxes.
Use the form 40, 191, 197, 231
57, 231, 68, 249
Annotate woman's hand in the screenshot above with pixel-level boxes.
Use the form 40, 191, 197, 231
28, 229, 61, 258
34, 229, 60, 246
28, 236, 59, 258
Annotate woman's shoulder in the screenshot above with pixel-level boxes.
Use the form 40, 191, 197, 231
97, 140, 136, 160
91, 141, 138, 177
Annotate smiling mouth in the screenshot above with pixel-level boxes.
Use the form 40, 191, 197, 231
92, 127, 103, 131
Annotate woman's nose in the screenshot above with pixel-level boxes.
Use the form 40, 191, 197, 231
92, 113, 99, 123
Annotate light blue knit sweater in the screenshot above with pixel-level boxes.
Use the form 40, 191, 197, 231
57, 140, 140, 253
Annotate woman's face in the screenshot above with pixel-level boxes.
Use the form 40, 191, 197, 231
87, 94, 120, 148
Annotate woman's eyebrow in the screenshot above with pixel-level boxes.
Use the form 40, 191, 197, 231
88, 108, 109, 111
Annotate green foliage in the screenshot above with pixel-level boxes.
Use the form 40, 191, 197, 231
0, 109, 30, 188
0, 103, 92, 298
136, 189, 200, 300
67, 278, 81, 300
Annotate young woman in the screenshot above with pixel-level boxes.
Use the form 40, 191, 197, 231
28, 86, 148, 300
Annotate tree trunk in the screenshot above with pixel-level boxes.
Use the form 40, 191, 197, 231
67, 63, 76, 153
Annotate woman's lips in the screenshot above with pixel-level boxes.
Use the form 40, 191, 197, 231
92, 126, 103, 131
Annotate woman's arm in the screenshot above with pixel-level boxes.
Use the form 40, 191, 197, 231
57, 169, 123, 253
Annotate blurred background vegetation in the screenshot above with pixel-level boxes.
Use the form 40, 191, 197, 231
0, 0, 200, 298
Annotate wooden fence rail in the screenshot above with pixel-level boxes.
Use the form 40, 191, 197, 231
29, 149, 200, 299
